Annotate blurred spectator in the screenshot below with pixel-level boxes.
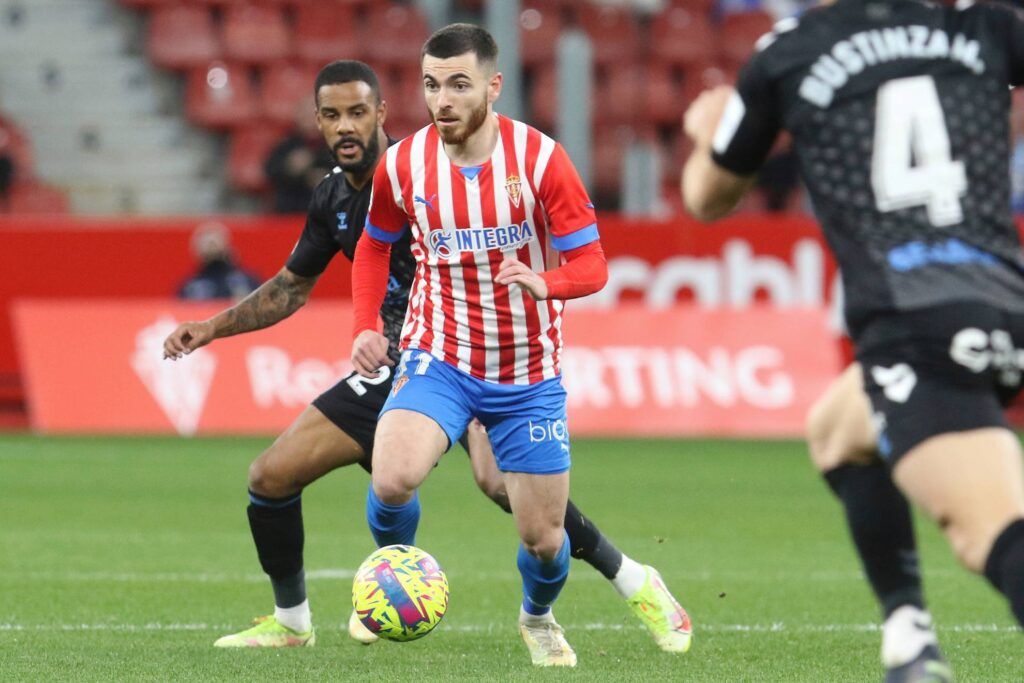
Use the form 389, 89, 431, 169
263, 97, 334, 213
0, 131, 16, 209
1012, 89, 1024, 215
178, 222, 261, 301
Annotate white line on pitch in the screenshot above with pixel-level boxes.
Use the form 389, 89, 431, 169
0, 568, 355, 583
0, 622, 1019, 634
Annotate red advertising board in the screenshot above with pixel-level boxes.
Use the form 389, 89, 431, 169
13, 300, 838, 437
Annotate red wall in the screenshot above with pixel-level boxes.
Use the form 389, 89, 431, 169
0, 212, 830, 383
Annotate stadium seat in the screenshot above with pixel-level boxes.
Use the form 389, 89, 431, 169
227, 125, 289, 193
527, 66, 557, 132
294, 1, 361, 65
574, 4, 641, 65
6, 180, 69, 214
361, 4, 430, 65
641, 62, 686, 127
592, 128, 627, 196
680, 61, 736, 107
519, 1, 564, 67
595, 64, 642, 126
666, 0, 717, 14
720, 11, 775, 65
222, 3, 292, 65
385, 66, 429, 137
650, 6, 718, 66
185, 62, 260, 129
260, 62, 319, 125
146, 5, 221, 70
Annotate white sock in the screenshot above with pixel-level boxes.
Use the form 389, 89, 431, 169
275, 599, 312, 633
519, 605, 555, 626
881, 605, 937, 667
611, 555, 648, 598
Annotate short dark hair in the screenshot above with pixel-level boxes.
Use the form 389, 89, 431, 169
313, 60, 381, 104
421, 23, 498, 69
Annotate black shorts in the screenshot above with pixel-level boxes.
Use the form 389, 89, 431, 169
310, 365, 472, 473
311, 367, 396, 472
855, 303, 1024, 464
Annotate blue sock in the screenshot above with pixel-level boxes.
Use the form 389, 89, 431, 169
518, 530, 570, 616
366, 485, 420, 547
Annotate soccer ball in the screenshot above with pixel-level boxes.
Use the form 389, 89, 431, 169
351, 544, 449, 642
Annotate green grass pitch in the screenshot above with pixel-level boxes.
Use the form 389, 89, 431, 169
0, 434, 1020, 681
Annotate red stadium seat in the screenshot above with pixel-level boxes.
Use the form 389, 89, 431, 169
650, 6, 718, 66
260, 62, 319, 125
361, 4, 430, 65
666, 0, 717, 14
385, 66, 429, 137
527, 66, 557, 132
147, 5, 221, 70
519, 1, 564, 67
222, 3, 292, 64
641, 62, 686, 127
185, 62, 260, 129
574, 4, 641, 65
294, 1, 361, 65
681, 61, 736, 107
595, 64, 642, 126
592, 128, 627, 196
721, 11, 775, 66
6, 180, 69, 214
227, 125, 289, 192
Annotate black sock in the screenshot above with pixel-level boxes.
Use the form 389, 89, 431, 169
564, 499, 623, 579
247, 490, 306, 609
824, 464, 924, 618
983, 518, 1024, 627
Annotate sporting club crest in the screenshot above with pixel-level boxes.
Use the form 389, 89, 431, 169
504, 175, 522, 208
392, 375, 409, 396
131, 316, 216, 435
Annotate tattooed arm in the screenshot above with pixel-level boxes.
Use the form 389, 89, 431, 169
163, 267, 318, 360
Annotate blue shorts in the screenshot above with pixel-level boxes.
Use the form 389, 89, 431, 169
379, 349, 571, 475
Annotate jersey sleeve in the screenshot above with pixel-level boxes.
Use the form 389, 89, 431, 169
365, 154, 409, 243
285, 182, 340, 278
536, 143, 600, 251
710, 53, 783, 176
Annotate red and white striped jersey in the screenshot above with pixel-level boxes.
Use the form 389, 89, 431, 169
365, 114, 600, 385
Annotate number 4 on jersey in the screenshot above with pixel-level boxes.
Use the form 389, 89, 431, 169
871, 75, 968, 227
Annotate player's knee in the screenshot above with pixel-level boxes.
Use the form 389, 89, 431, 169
946, 524, 992, 573
945, 513, 1021, 574
520, 527, 564, 563
247, 454, 296, 499
372, 473, 417, 506
805, 400, 837, 472
251, 454, 288, 497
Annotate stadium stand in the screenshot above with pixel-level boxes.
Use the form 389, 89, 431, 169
146, 4, 222, 70
102, 0, 779, 211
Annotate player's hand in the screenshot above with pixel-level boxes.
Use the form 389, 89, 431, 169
351, 330, 394, 378
162, 320, 215, 360
495, 256, 549, 300
684, 85, 735, 149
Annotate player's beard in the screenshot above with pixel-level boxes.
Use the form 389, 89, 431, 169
434, 94, 489, 145
335, 130, 380, 175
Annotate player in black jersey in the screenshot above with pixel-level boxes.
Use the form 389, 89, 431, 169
681, 1, 1024, 680
162, 60, 692, 651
